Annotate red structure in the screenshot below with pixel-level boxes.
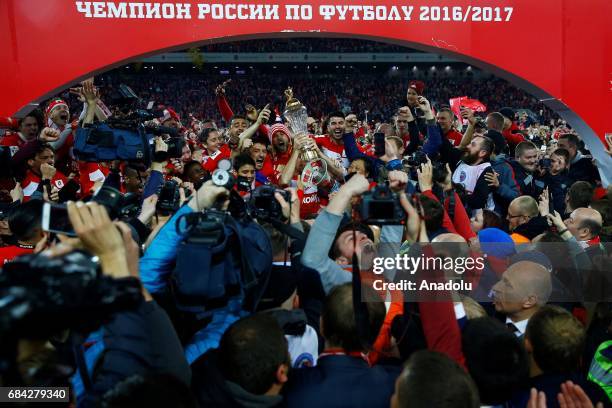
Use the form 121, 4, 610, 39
1, 0, 610, 181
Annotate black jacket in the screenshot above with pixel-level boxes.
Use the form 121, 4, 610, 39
568, 155, 600, 185
75, 299, 191, 406
192, 350, 283, 408
543, 170, 572, 214
512, 216, 550, 241
509, 160, 547, 199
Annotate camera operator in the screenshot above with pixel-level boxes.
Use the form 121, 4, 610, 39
60, 201, 190, 405
301, 172, 405, 294
139, 179, 231, 293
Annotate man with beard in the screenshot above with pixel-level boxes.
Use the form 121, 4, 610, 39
266, 123, 293, 183
509, 141, 547, 199
0, 112, 41, 154
451, 135, 496, 214
227, 115, 249, 152
312, 111, 355, 173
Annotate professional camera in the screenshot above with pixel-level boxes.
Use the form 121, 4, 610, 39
210, 159, 235, 190
157, 180, 181, 215
359, 184, 405, 225
93, 186, 141, 220
404, 150, 428, 167
432, 161, 450, 184
248, 185, 290, 221
0, 250, 142, 338
74, 84, 184, 165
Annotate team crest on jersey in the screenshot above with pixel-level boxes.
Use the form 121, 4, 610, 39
459, 171, 467, 182
294, 353, 315, 368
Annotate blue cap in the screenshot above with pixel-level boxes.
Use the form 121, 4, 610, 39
478, 228, 516, 259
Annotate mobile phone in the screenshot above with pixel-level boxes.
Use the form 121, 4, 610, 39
548, 190, 555, 214
42, 202, 77, 237
374, 132, 385, 157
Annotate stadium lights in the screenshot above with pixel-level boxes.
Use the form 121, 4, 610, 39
170, 66, 174, 69
467, 66, 472, 71
430, 66, 436, 70
412, 66, 418, 71
445, 66, 451, 71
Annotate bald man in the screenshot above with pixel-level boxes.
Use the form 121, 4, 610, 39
506, 196, 548, 243
491, 261, 552, 337
563, 207, 605, 259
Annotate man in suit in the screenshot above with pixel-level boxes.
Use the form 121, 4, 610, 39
282, 283, 400, 408
491, 261, 552, 338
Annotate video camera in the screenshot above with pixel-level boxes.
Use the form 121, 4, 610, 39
74, 84, 185, 165
0, 250, 142, 338
249, 185, 290, 221
359, 184, 405, 225
156, 180, 182, 215
93, 186, 141, 220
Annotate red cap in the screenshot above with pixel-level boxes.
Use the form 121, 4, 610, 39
408, 80, 426, 95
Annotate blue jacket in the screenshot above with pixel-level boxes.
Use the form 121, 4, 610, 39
139, 204, 193, 293
490, 155, 521, 216
139, 205, 247, 363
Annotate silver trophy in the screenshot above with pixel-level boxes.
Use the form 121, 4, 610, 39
283, 87, 327, 187
283, 87, 317, 162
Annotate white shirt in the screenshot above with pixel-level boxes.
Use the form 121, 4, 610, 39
506, 317, 529, 337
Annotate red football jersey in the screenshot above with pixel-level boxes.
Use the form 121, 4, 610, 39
22, 170, 68, 201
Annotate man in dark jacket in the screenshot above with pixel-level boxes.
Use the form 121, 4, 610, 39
557, 133, 601, 185
282, 283, 400, 408
506, 196, 549, 243
191, 313, 291, 408
509, 141, 547, 200
510, 306, 608, 407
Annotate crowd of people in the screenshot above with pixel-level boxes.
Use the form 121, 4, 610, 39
0, 69, 610, 408
199, 38, 413, 53
91, 70, 560, 127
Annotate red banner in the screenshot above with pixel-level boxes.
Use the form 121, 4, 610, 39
0, 0, 610, 181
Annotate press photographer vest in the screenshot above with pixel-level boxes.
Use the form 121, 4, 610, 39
452, 161, 495, 210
